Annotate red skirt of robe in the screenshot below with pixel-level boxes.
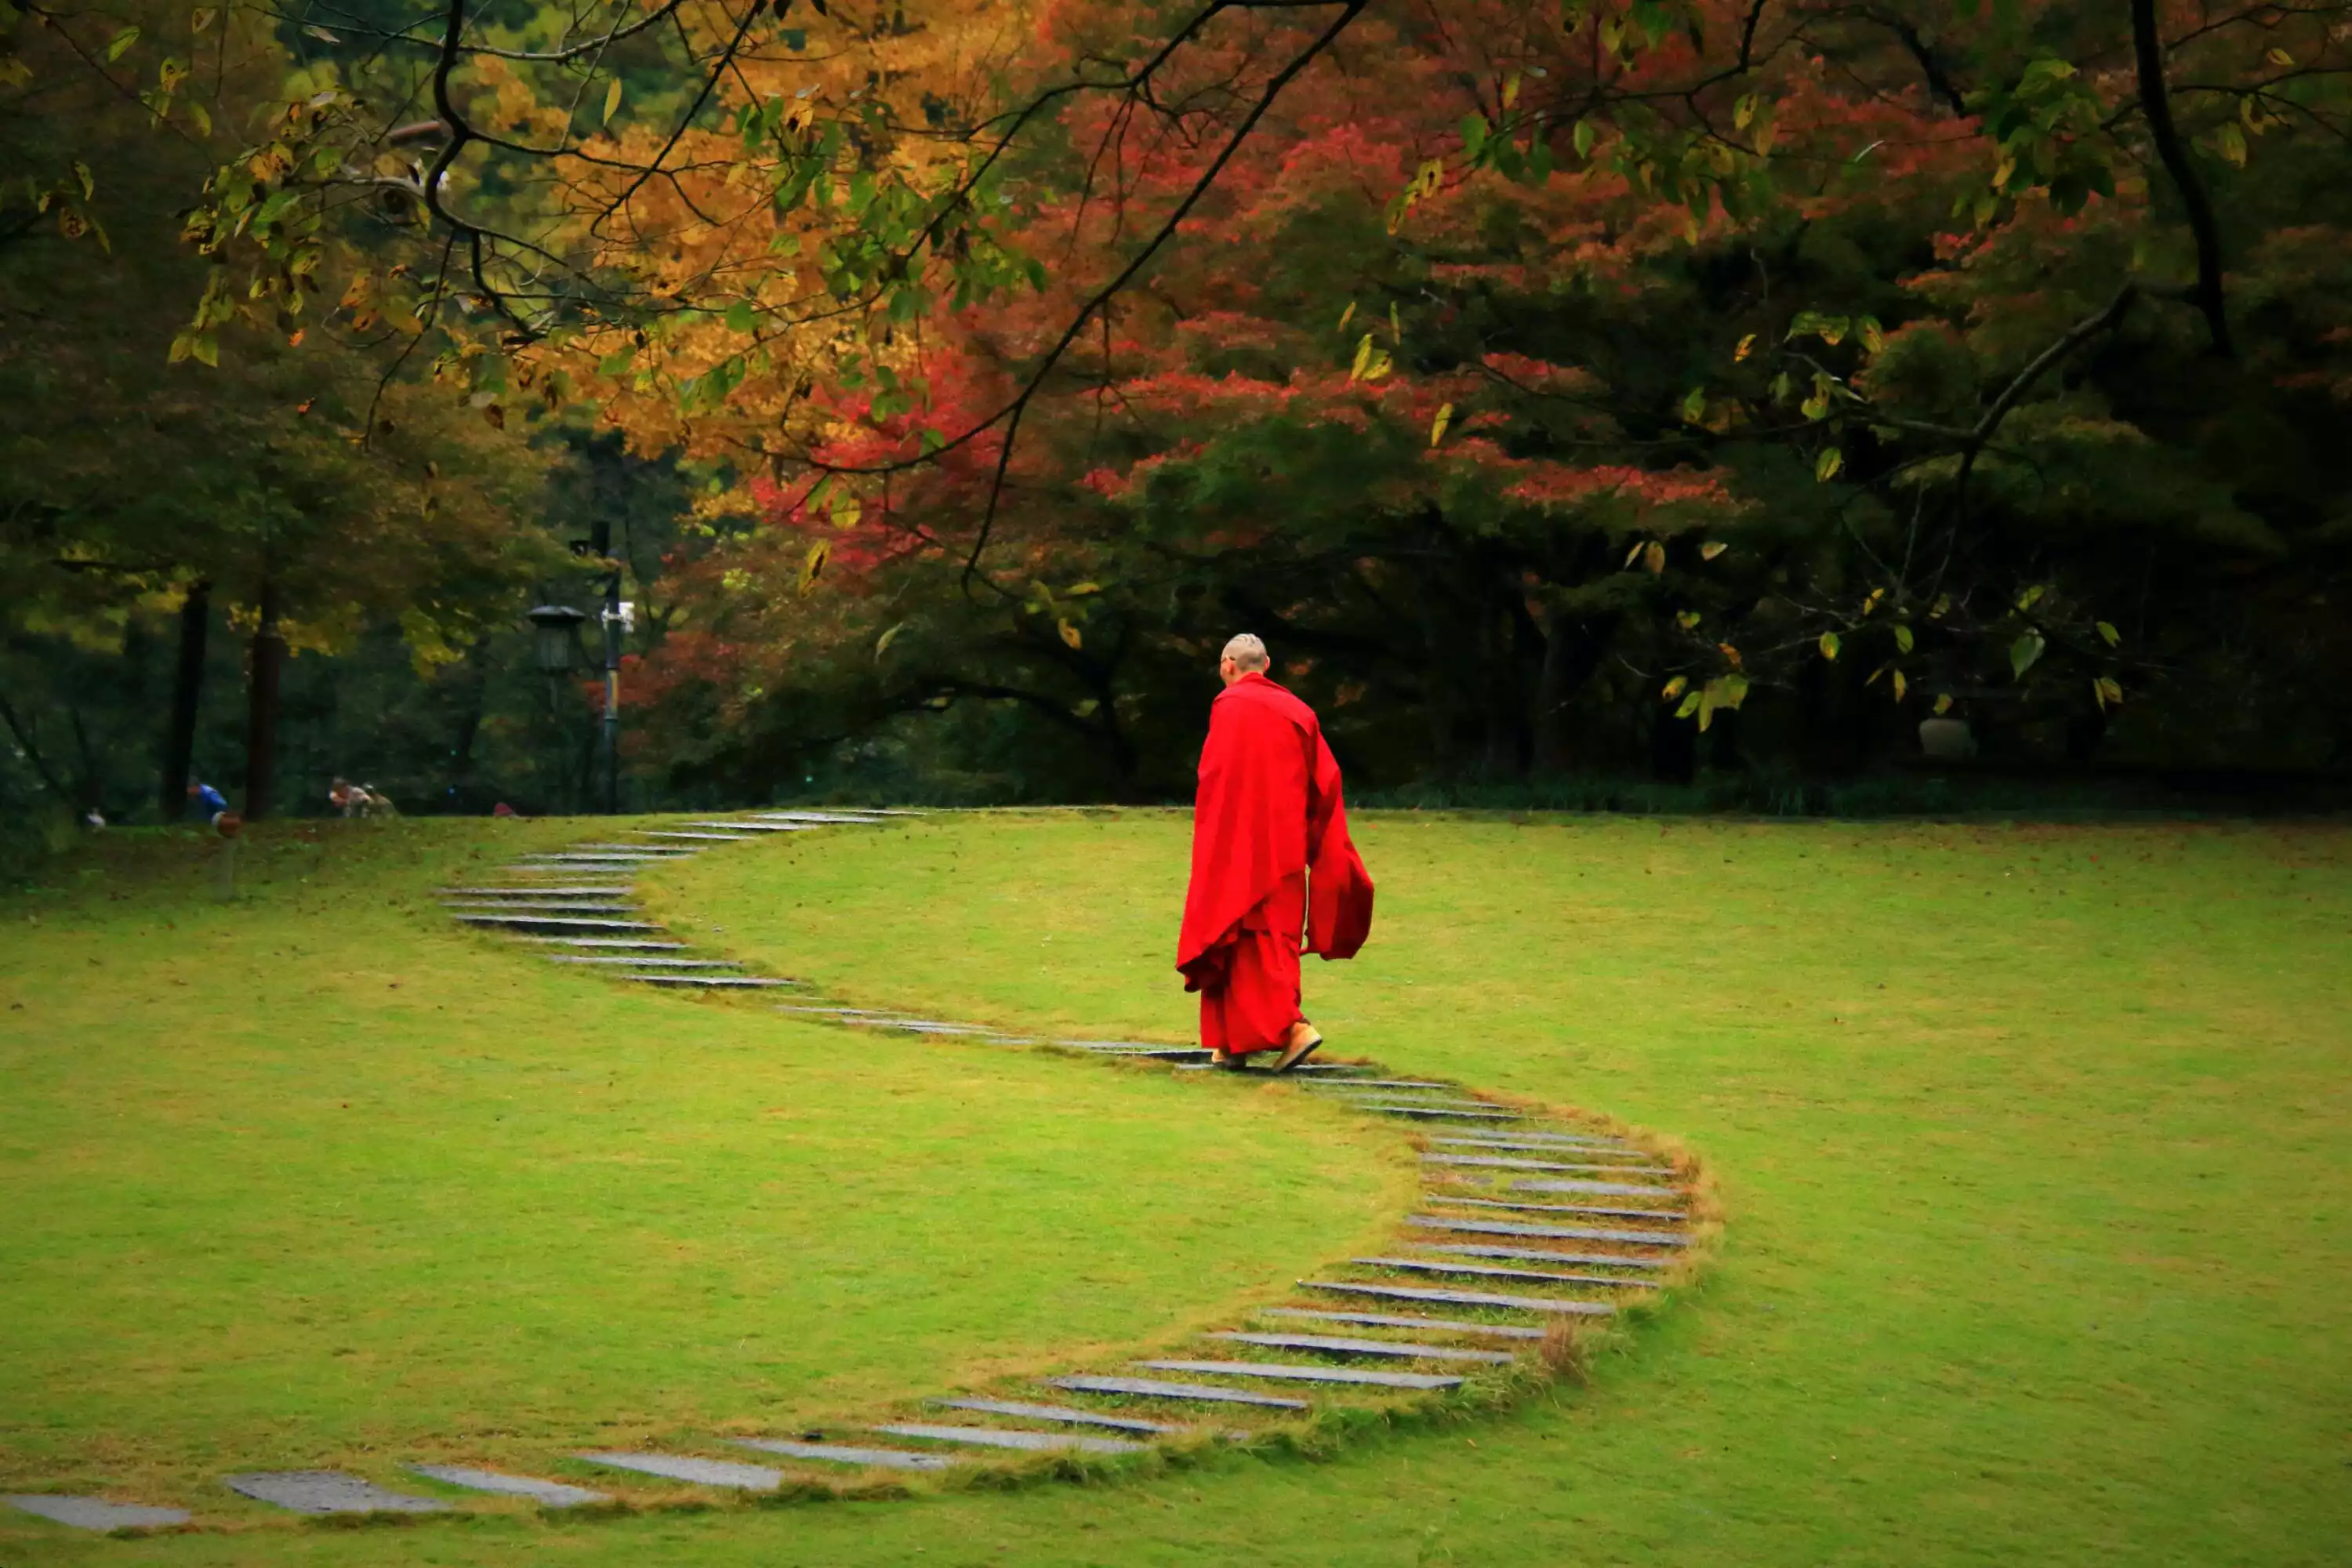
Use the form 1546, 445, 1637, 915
1196, 869, 1305, 1054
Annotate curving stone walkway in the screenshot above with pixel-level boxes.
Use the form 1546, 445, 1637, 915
6, 809, 1708, 1536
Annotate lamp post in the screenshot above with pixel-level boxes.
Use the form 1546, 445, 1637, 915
525, 604, 586, 812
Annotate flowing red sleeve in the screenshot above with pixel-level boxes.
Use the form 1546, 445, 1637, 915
1305, 726, 1374, 960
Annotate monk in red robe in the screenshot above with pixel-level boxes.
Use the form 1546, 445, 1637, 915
1177, 634, 1374, 1071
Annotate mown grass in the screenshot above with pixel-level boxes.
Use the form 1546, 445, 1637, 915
13, 809, 2350, 1566
0, 818, 1401, 1542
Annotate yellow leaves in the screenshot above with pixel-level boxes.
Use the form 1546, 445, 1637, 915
1502, 72, 1522, 111
1661, 676, 1689, 701
1429, 402, 1454, 447
876, 622, 905, 658
1733, 332, 1756, 362
1992, 154, 2016, 190
1675, 609, 1700, 629
1716, 642, 1742, 669
2215, 122, 2248, 166
1733, 93, 1758, 132
1679, 387, 1707, 425
1815, 448, 1843, 482
1348, 333, 1393, 383
1893, 623, 1914, 654
1933, 693, 1954, 716
1643, 541, 1666, 575
1818, 630, 1841, 661
1858, 317, 1885, 355
799, 539, 829, 596
603, 78, 623, 125
2092, 675, 2124, 709
191, 8, 216, 31
1892, 670, 1908, 702
1058, 617, 1082, 649
1699, 542, 1727, 561
1337, 301, 1356, 332
2267, 46, 2295, 67
2096, 619, 2121, 647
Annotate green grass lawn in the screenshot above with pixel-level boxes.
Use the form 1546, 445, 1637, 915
0, 819, 1402, 1542
9, 810, 2349, 1566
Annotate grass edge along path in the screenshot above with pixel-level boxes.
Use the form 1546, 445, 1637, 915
1, 809, 1714, 1548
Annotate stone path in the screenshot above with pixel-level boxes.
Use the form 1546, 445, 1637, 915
5, 808, 1705, 1537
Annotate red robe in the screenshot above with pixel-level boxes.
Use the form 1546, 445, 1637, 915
1178, 673, 1374, 1054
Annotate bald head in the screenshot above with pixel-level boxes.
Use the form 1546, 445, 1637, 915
1218, 633, 1269, 687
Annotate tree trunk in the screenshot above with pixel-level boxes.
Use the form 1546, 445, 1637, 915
159, 580, 210, 821
242, 579, 285, 819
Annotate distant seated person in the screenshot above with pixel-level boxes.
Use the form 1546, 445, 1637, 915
330, 778, 387, 818
187, 777, 228, 825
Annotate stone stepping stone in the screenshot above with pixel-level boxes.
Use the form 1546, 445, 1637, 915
1207, 1332, 1514, 1365
1348, 1102, 1519, 1121
578, 1452, 779, 1490
931, 1398, 1177, 1436
1299, 1280, 1616, 1317
753, 811, 885, 824
1354, 1257, 1661, 1290
874, 1423, 1143, 1456
633, 831, 755, 842
1046, 1375, 1306, 1410
1303, 1078, 1454, 1091
688, 819, 818, 832
550, 956, 742, 969
1413, 1243, 1669, 1271
519, 937, 688, 950
1423, 1153, 1673, 1178
446, 902, 639, 916
1410, 1214, 1690, 1248
1438, 1196, 1692, 1224
1511, 1178, 1688, 1200
455, 914, 659, 933
516, 852, 673, 862
1174, 1061, 1367, 1076
1257, 1308, 1547, 1342
620, 974, 800, 989
731, 1438, 953, 1472
439, 886, 633, 898
223, 1472, 448, 1515
4, 1494, 191, 1531
570, 843, 699, 855
1427, 1136, 1646, 1158
406, 1465, 606, 1507
1436, 1128, 1630, 1150
1138, 1359, 1464, 1392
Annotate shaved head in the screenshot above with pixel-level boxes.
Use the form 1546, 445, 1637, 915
1220, 633, 1270, 672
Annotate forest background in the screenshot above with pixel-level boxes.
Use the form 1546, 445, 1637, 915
5, 0, 2350, 840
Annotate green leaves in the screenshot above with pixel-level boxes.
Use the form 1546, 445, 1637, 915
2009, 630, 2045, 680
1815, 448, 1843, 482
1818, 631, 1841, 661
103, 26, 140, 63
799, 540, 829, 597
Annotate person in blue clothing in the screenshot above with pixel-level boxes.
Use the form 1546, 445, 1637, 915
186, 777, 228, 824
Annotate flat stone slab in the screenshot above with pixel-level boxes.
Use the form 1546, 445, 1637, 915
1138, 1359, 1463, 1391
456, 914, 659, 933
1348, 1102, 1520, 1121
1439, 1196, 1692, 1224
1258, 1308, 1547, 1341
1424, 1153, 1674, 1178
1207, 1332, 1513, 1364
570, 843, 699, 854
1434, 1129, 1630, 1150
223, 1472, 448, 1515
1411, 1214, 1690, 1248
1356, 1257, 1661, 1290
874, 1423, 1143, 1456
407, 1465, 606, 1507
620, 975, 800, 989
4, 1495, 191, 1531
550, 956, 742, 969
1427, 1135, 1644, 1158
1414, 1243, 1669, 1271
732, 1439, 953, 1471
577, 1452, 779, 1490
514, 852, 673, 862
1511, 1178, 1689, 1200
1299, 1280, 1616, 1317
1303, 1079, 1454, 1091
1046, 1375, 1306, 1410
439, 885, 633, 897
632, 831, 754, 842
518, 938, 688, 950
931, 1398, 1178, 1435
753, 811, 884, 824
690, 819, 818, 831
